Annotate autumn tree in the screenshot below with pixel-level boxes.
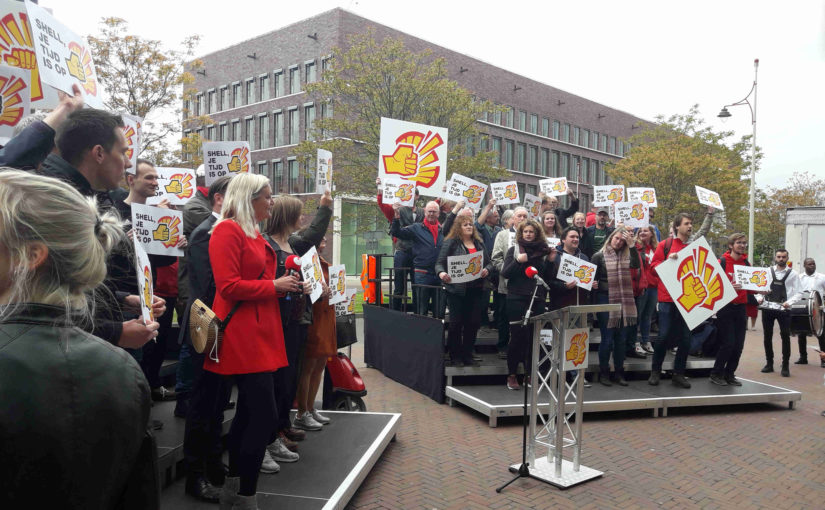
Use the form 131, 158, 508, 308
293, 31, 507, 197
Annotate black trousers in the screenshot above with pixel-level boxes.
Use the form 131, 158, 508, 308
762, 308, 791, 364
140, 295, 177, 388
183, 369, 232, 484
797, 333, 825, 360
273, 320, 305, 431
493, 290, 509, 351
712, 303, 747, 377
506, 296, 545, 376
445, 288, 486, 362
228, 372, 278, 496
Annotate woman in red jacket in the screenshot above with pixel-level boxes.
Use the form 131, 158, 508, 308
205, 173, 299, 509
634, 226, 659, 354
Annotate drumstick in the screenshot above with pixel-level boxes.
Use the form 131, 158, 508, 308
808, 345, 822, 353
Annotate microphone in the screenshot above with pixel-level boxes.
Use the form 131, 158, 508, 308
525, 266, 550, 290
284, 254, 302, 300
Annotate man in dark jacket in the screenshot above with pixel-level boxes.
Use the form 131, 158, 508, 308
541, 188, 579, 226
177, 166, 212, 324
581, 207, 614, 258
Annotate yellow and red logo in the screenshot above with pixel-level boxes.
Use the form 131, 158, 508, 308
0, 74, 27, 127
529, 200, 540, 217
606, 187, 623, 202
152, 216, 181, 248
503, 184, 517, 200
227, 146, 250, 174
565, 331, 588, 367
573, 265, 595, 284
65, 41, 97, 97
708, 193, 722, 207
676, 246, 724, 313
346, 294, 356, 314
382, 130, 444, 189
640, 190, 655, 204
142, 266, 154, 322
749, 271, 768, 288
336, 269, 345, 294
464, 254, 483, 276
312, 254, 321, 281
0, 12, 44, 102
462, 185, 484, 204
630, 203, 645, 220
552, 180, 566, 193
123, 122, 141, 162
165, 173, 194, 199
394, 183, 414, 202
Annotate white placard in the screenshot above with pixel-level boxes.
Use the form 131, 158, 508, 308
695, 185, 724, 210
627, 187, 658, 208
0, 1, 56, 108
335, 288, 357, 317
656, 236, 736, 330
146, 167, 196, 205
734, 266, 773, 292
25, 1, 105, 109
130, 203, 184, 256
563, 328, 590, 371
613, 201, 649, 228
540, 329, 553, 346
523, 193, 541, 220
508, 230, 516, 249
556, 252, 597, 291
447, 251, 484, 284
300, 246, 326, 304
202, 141, 251, 186
0, 64, 30, 145
133, 237, 154, 324
539, 177, 568, 197
547, 237, 561, 247
382, 177, 416, 207
593, 185, 625, 206
489, 181, 520, 205
378, 117, 448, 197
444, 172, 487, 211
316, 148, 332, 193
328, 264, 347, 305
122, 113, 142, 174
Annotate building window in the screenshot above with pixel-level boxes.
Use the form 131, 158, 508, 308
232, 83, 241, 107
245, 117, 255, 150
206, 125, 215, 141
493, 107, 501, 125
504, 139, 514, 169
303, 161, 314, 192
194, 94, 202, 116
601, 134, 607, 152
505, 107, 514, 128
582, 129, 589, 148
259, 74, 270, 101
479, 135, 488, 153
526, 184, 537, 197
572, 126, 580, 146
273, 160, 283, 193
245, 79, 255, 105
528, 145, 538, 174
561, 153, 570, 178
617, 140, 624, 157
257, 161, 268, 180
562, 123, 570, 143
541, 118, 549, 137
518, 110, 526, 131
289, 66, 300, 94
516, 142, 526, 172
321, 56, 332, 74
551, 150, 559, 176
288, 159, 299, 194
609, 137, 616, 154
218, 87, 227, 111
231, 120, 239, 141
540, 148, 549, 176
552, 120, 560, 139
582, 158, 590, 183
305, 61, 316, 84
530, 114, 538, 134
273, 111, 284, 146
183, 99, 190, 119
273, 70, 283, 98
304, 104, 315, 141
258, 114, 269, 149
207, 90, 215, 114
219, 123, 226, 141
288, 108, 298, 145
491, 136, 502, 166
591, 131, 599, 150
571, 156, 581, 180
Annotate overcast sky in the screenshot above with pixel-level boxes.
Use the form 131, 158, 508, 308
52, 0, 825, 190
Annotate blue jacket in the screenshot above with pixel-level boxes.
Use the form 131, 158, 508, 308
390, 219, 443, 273
0, 120, 56, 170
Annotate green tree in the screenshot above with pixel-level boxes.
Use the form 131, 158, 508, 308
293, 31, 507, 198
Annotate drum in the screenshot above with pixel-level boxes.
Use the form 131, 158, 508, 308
789, 290, 824, 338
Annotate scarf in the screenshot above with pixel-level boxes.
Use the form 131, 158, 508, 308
518, 238, 551, 261
424, 218, 439, 245
604, 245, 637, 328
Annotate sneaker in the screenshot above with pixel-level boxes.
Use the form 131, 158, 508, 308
634, 343, 647, 357
648, 371, 660, 386
506, 375, 520, 390
278, 431, 298, 452
498, 351, 507, 360
293, 411, 323, 431
761, 363, 774, 373
709, 373, 728, 386
151, 386, 177, 402
583, 379, 592, 388
670, 347, 678, 355
310, 409, 331, 425
725, 375, 743, 387
267, 438, 299, 463
282, 427, 306, 442
672, 374, 691, 389
259, 450, 280, 473
642, 342, 654, 354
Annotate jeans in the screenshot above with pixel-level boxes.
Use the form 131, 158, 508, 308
493, 290, 509, 352
652, 301, 691, 374
414, 271, 445, 318
392, 249, 414, 311
712, 303, 747, 377
506, 296, 545, 376
445, 288, 486, 362
762, 308, 791, 364
634, 288, 658, 344
595, 292, 627, 375
274, 320, 305, 431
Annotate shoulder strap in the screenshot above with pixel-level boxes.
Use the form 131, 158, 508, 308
719, 257, 726, 271
220, 267, 266, 330
663, 237, 673, 257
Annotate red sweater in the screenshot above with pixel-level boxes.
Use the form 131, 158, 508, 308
720, 250, 752, 305
640, 243, 658, 289
651, 236, 690, 303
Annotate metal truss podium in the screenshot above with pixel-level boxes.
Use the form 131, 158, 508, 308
510, 303, 618, 489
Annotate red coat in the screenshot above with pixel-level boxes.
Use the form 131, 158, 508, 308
204, 220, 286, 375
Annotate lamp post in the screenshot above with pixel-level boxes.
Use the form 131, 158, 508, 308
718, 58, 759, 261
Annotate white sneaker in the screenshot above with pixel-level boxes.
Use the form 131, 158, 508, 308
293, 411, 323, 431
260, 449, 280, 473
267, 438, 299, 463
642, 342, 654, 353
634, 343, 647, 356
310, 409, 331, 425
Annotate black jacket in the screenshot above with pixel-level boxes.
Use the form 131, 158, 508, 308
178, 214, 219, 345
0, 303, 158, 510
0, 120, 56, 170
550, 245, 591, 310
590, 246, 640, 295
390, 219, 444, 273
502, 246, 555, 300
434, 237, 491, 295
553, 198, 579, 226
581, 224, 615, 258
178, 190, 212, 307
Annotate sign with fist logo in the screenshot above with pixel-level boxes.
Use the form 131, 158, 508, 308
378, 117, 448, 197
300, 246, 326, 304
328, 264, 348, 305
444, 172, 488, 211
613, 201, 649, 228
203, 141, 252, 186
627, 187, 658, 208
382, 177, 416, 207
146, 167, 196, 205
523, 193, 541, 220
734, 266, 773, 292
130, 203, 184, 256
557, 253, 598, 291
695, 185, 724, 211
122, 114, 142, 174
133, 238, 154, 324
538, 177, 568, 197
593, 185, 626, 206
563, 328, 590, 371
0, 63, 30, 144
490, 181, 520, 205
447, 251, 484, 284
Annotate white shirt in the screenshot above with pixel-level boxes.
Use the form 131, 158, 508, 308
792, 271, 825, 303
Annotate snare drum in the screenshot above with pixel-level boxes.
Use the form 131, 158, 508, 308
789, 290, 824, 338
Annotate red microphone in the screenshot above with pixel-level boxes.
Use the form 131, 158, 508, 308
285, 254, 301, 277
525, 266, 549, 290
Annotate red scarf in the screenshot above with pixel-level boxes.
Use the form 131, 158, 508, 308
197, 186, 209, 197
424, 218, 439, 245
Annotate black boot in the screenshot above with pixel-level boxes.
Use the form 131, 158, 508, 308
761, 362, 774, 373
614, 372, 629, 387
781, 362, 790, 377
794, 357, 808, 365
599, 368, 612, 386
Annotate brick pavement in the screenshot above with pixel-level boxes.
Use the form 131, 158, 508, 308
345, 320, 825, 509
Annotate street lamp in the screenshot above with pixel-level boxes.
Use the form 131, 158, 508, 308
718, 58, 759, 261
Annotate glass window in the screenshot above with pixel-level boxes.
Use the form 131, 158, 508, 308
541, 118, 549, 137
193, 94, 201, 116
305, 61, 316, 84
491, 136, 502, 166
591, 131, 599, 150
572, 126, 580, 145
553, 120, 560, 139
289, 67, 300, 94
571, 156, 581, 181
258, 115, 269, 149
183, 99, 190, 119
518, 110, 526, 131
617, 140, 624, 157
609, 137, 616, 154
288, 108, 298, 144
505, 107, 513, 128
288, 159, 299, 194
321, 57, 332, 74
273, 111, 284, 146
274, 71, 283, 98
562, 123, 570, 142
303, 161, 314, 192
561, 153, 570, 178
516, 142, 526, 172
206, 125, 215, 141
259, 75, 269, 101
479, 135, 488, 152
232, 83, 241, 107
529, 145, 538, 174
551, 151, 559, 176
582, 129, 589, 148
245, 118, 254, 150
246, 79, 254, 105
601, 134, 607, 152
529, 114, 538, 134
304, 104, 315, 141
526, 184, 537, 197
540, 148, 549, 176
219, 123, 226, 141
207, 90, 215, 114
218, 87, 227, 111
273, 160, 283, 193
504, 139, 514, 169
231, 120, 239, 141
582, 159, 590, 183
493, 107, 501, 125
257, 161, 268, 180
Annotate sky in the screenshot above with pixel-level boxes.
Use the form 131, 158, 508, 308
49, 0, 825, 190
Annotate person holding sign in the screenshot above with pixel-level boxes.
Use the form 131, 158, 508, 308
491, 207, 530, 357
435, 215, 491, 366
501, 219, 556, 391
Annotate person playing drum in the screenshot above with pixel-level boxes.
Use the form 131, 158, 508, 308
790, 258, 825, 366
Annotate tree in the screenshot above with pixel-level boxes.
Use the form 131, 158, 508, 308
606, 106, 753, 239
293, 31, 507, 198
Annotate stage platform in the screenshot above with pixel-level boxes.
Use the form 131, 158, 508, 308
445, 378, 801, 427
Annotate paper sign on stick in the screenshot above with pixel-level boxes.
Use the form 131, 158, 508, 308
523, 193, 541, 220
593, 185, 625, 206
0, 64, 30, 145
447, 251, 484, 284
131, 203, 184, 257
695, 185, 724, 210
133, 238, 154, 324
557, 253, 597, 291
539, 177, 568, 197
328, 264, 347, 305
300, 246, 326, 304
25, 1, 105, 109
335, 289, 357, 317
627, 187, 658, 208
656, 236, 736, 330
547, 237, 561, 248
378, 117, 448, 197
0, 0, 56, 108
316, 149, 332, 193
563, 328, 590, 371
734, 266, 773, 292
203, 141, 251, 186
613, 201, 649, 228
122, 114, 142, 174
490, 181, 520, 205
382, 177, 416, 207
146, 167, 196, 206
444, 173, 487, 211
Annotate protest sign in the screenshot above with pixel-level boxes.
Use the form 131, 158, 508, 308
0, 0, 55, 108
122, 114, 142, 174
557, 253, 597, 291
447, 251, 484, 284
130, 203, 184, 257
613, 201, 649, 228
547, 237, 561, 248
316, 148, 332, 193
202, 141, 251, 186
508, 231, 516, 249
627, 187, 658, 208
734, 266, 773, 292
695, 185, 724, 210
444, 172, 487, 211
328, 264, 347, 305
540, 329, 553, 347
490, 181, 520, 205
300, 246, 326, 304
0, 64, 30, 145
146, 167, 196, 206
25, 1, 104, 109
593, 185, 625, 206
539, 177, 568, 197
378, 117, 448, 197
133, 238, 154, 324
335, 288, 358, 317
563, 328, 590, 371
656, 236, 736, 330
382, 177, 416, 207
523, 193, 541, 220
